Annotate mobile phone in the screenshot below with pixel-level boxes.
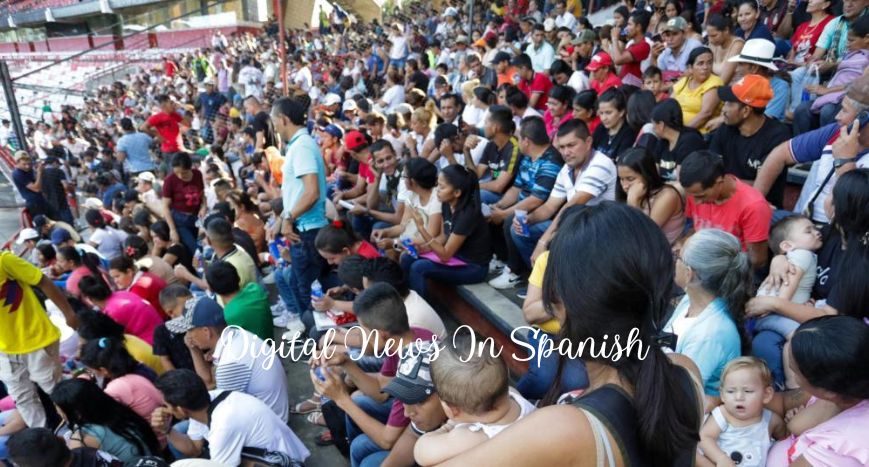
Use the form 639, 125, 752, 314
847, 110, 869, 133
652, 33, 662, 42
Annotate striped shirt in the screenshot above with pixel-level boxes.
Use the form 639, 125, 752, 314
513, 146, 563, 202
550, 150, 616, 204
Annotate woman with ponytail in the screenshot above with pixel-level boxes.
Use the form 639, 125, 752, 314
439, 202, 701, 466
123, 234, 176, 285
108, 255, 168, 319
664, 228, 748, 400
56, 246, 113, 300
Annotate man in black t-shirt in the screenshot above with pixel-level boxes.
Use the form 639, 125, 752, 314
466, 106, 521, 205
404, 58, 430, 92
243, 95, 277, 150
711, 74, 791, 206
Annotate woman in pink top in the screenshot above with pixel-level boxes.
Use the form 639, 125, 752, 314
79, 337, 165, 443
616, 148, 685, 245
78, 275, 163, 345
543, 85, 575, 139
56, 245, 113, 299
767, 316, 869, 466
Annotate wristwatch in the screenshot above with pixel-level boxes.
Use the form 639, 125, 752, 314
833, 157, 858, 168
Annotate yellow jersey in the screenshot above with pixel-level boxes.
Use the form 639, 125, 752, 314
528, 251, 560, 334
0, 252, 60, 354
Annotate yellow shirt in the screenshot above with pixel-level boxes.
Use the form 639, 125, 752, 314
528, 251, 560, 334
124, 334, 165, 375
672, 74, 723, 133
0, 252, 60, 354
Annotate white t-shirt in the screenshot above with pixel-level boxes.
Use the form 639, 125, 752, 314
757, 249, 817, 305
187, 391, 309, 466
212, 327, 290, 422
380, 85, 405, 113
292, 66, 313, 93
436, 136, 489, 170
89, 227, 129, 260
389, 34, 409, 60
237, 66, 264, 99
567, 71, 589, 93
404, 290, 446, 339
401, 190, 442, 237
550, 151, 617, 204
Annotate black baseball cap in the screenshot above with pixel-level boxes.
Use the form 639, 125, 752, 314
382, 341, 437, 404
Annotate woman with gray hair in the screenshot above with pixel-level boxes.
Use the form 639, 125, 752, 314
664, 229, 750, 406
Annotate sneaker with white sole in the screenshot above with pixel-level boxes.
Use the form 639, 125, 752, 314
261, 271, 276, 285
488, 268, 521, 289
273, 311, 292, 327
489, 258, 506, 274
516, 288, 528, 300
270, 302, 287, 318
281, 314, 306, 342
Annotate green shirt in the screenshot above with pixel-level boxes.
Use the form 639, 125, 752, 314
224, 282, 273, 341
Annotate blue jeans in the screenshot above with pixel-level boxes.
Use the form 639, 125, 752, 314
515, 330, 590, 400
506, 218, 551, 274
274, 264, 295, 311
400, 255, 488, 298
389, 58, 406, 69
346, 394, 393, 467
480, 189, 503, 205
358, 449, 390, 467
171, 210, 198, 257
167, 420, 191, 460
752, 330, 786, 391
56, 206, 74, 225
286, 229, 328, 321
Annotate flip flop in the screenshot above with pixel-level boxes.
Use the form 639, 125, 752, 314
290, 397, 322, 414
314, 429, 334, 446
306, 411, 326, 427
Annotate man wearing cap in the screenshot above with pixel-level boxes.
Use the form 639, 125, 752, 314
514, 53, 554, 111
585, 52, 622, 95
33, 213, 79, 244
607, 11, 652, 87
652, 17, 703, 81
12, 151, 52, 219
15, 228, 40, 264
177, 297, 289, 422
526, 24, 556, 72
725, 39, 789, 123
135, 172, 164, 218
754, 72, 869, 224
0, 251, 77, 445
710, 75, 792, 206
342, 99, 360, 123
335, 130, 375, 206
570, 30, 597, 72
117, 117, 155, 178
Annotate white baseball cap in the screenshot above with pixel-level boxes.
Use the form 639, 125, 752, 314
137, 171, 156, 183
16, 228, 39, 244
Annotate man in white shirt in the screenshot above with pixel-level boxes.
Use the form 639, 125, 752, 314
177, 297, 290, 422
519, 119, 617, 263
237, 58, 264, 99
525, 24, 556, 72
135, 171, 164, 218
0, 119, 10, 147
153, 369, 309, 465
388, 23, 409, 69
553, 1, 578, 30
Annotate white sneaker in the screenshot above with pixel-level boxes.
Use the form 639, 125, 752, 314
270, 302, 287, 318
272, 311, 291, 327
261, 271, 276, 285
488, 268, 521, 289
489, 258, 506, 274
281, 314, 306, 341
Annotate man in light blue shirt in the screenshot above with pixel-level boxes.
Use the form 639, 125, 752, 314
116, 117, 155, 176
654, 17, 702, 80
270, 96, 329, 339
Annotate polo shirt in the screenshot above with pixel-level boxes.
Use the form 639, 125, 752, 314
281, 128, 328, 232
657, 37, 703, 78
550, 150, 617, 204
518, 72, 554, 111
526, 41, 556, 72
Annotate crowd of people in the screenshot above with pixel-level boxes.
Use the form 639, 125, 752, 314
2, 0, 869, 464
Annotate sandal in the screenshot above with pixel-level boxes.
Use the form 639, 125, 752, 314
306, 411, 326, 427
314, 429, 334, 446
290, 396, 322, 414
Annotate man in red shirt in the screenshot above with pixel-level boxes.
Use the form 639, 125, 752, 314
678, 149, 772, 270
162, 152, 205, 256
141, 94, 188, 159
513, 53, 553, 111
586, 52, 622, 96
608, 11, 651, 87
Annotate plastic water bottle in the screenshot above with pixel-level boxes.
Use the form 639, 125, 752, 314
194, 249, 204, 276
515, 210, 530, 236
311, 280, 324, 301
401, 236, 418, 258
269, 236, 287, 267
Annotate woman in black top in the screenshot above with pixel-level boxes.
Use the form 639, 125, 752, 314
592, 88, 637, 160
439, 202, 702, 467
400, 165, 491, 298
149, 220, 196, 276
647, 98, 707, 180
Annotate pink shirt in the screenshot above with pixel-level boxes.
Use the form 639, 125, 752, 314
103, 291, 163, 345
105, 373, 163, 422
786, 400, 869, 466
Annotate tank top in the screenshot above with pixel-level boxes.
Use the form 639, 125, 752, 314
453, 390, 537, 439
711, 406, 773, 467
566, 366, 698, 466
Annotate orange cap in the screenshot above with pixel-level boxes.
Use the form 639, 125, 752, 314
717, 74, 773, 108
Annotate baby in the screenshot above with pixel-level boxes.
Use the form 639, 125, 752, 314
700, 357, 786, 467
414, 336, 536, 466
755, 215, 822, 387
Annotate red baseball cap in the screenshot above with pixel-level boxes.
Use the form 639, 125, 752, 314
717, 74, 773, 108
344, 130, 368, 151
585, 52, 613, 72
